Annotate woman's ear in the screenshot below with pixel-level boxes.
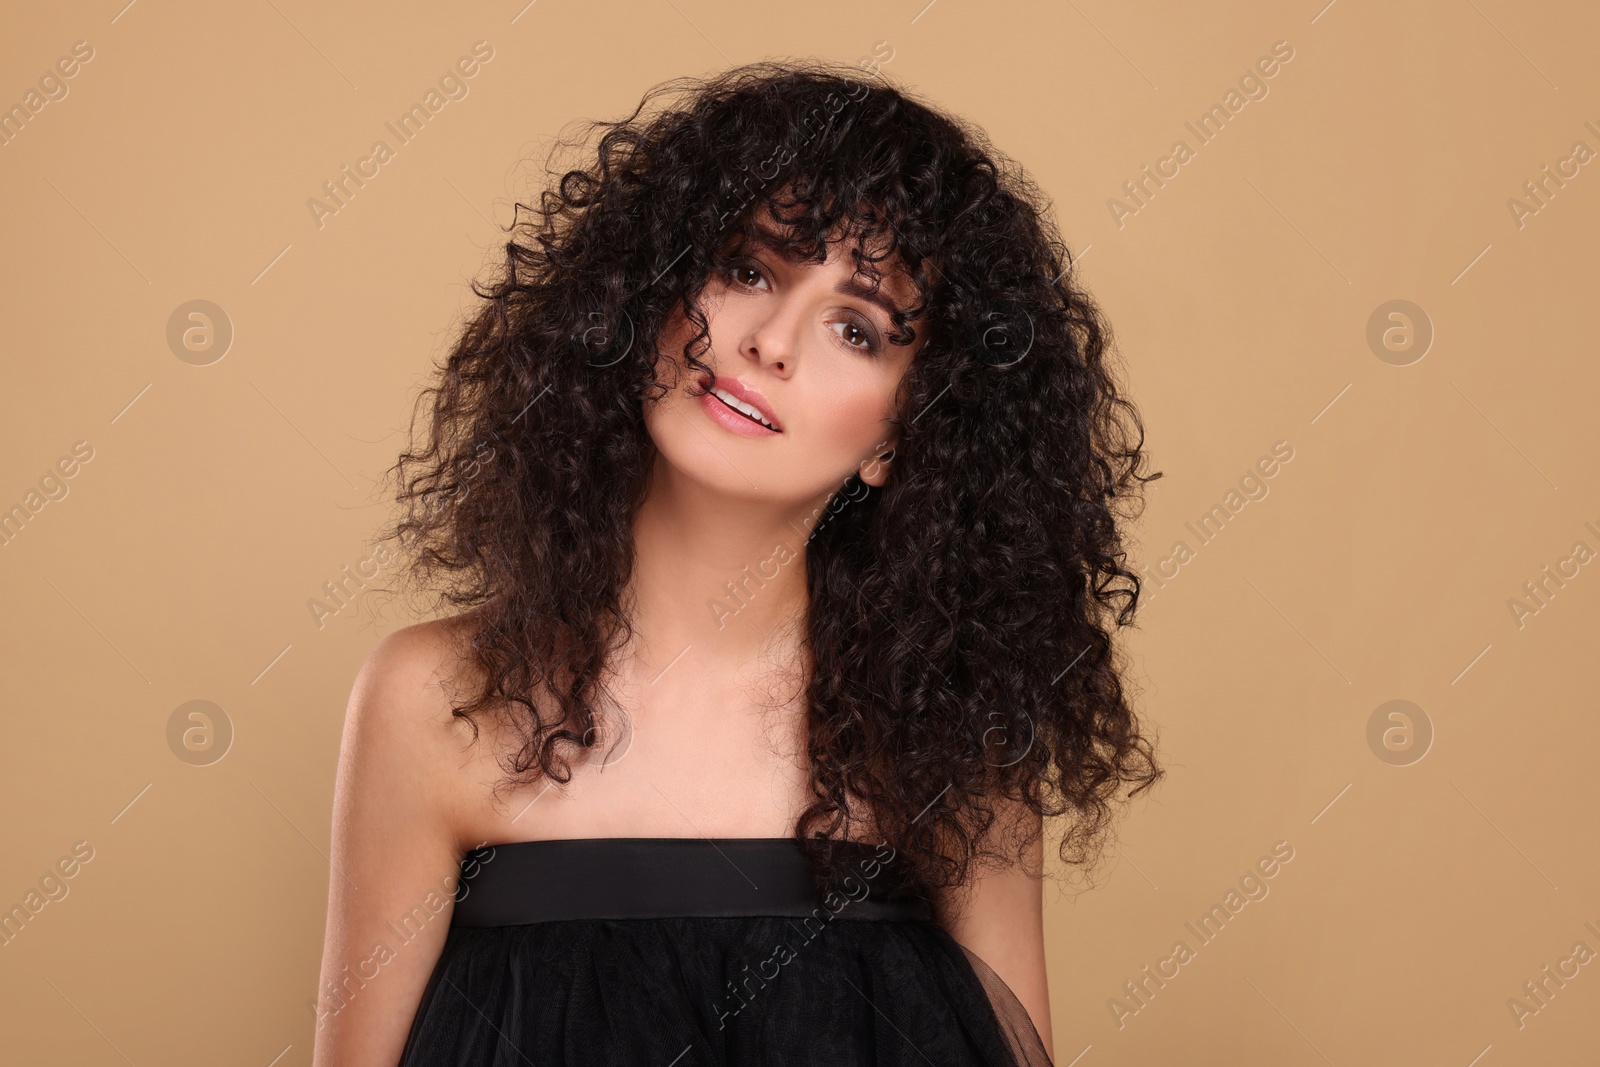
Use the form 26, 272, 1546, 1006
858, 439, 898, 487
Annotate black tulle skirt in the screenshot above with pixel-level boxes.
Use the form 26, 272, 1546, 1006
397, 837, 1054, 1066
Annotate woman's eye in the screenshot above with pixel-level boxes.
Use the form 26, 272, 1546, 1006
728, 263, 765, 288
833, 319, 878, 353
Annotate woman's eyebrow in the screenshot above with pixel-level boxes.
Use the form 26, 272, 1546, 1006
742, 225, 910, 322
833, 273, 908, 324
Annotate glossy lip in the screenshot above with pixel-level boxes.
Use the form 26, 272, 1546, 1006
697, 373, 783, 434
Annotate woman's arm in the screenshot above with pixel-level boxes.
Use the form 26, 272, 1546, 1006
933, 803, 1055, 1060
311, 624, 468, 1067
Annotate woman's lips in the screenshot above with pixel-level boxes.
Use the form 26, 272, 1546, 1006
698, 385, 781, 437
695, 374, 782, 437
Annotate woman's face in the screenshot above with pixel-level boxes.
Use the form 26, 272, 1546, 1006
643, 223, 925, 509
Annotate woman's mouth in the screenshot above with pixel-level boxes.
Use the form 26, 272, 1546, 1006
696, 375, 782, 437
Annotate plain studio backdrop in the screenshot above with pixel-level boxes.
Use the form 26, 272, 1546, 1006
2, 1, 1597, 1064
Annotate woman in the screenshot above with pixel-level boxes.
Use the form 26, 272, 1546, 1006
313, 60, 1162, 1066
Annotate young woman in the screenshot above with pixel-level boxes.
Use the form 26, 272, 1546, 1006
313, 60, 1162, 1067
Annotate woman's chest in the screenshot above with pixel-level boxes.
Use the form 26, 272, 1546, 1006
452, 692, 818, 844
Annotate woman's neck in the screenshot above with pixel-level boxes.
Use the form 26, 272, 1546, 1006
622, 458, 824, 681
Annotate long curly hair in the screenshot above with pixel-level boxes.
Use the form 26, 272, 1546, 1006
380, 58, 1164, 907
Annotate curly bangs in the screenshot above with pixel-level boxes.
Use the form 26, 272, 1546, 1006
383, 58, 1164, 904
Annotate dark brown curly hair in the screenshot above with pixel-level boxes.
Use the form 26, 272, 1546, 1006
380, 58, 1164, 907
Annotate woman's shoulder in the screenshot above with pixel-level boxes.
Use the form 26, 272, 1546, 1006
358, 613, 474, 681
349, 617, 479, 736
341, 614, 496, 851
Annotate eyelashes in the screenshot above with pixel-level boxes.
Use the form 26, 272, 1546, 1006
722, 260, 883, 356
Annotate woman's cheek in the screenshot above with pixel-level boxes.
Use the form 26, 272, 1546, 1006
815, 387, 891, 462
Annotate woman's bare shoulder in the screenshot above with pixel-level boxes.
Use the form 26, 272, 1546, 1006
317, 617, 488, 1066
341, 615, 493, 851
349, 619, 475, 738
360, 610, 480, 680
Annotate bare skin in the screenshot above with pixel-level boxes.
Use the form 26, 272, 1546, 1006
312, 219, 1053, 1066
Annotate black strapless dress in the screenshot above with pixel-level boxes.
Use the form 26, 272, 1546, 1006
396, 837, 1055, 1066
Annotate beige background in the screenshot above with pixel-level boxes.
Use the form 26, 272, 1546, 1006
3, 0, 1597, 1063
